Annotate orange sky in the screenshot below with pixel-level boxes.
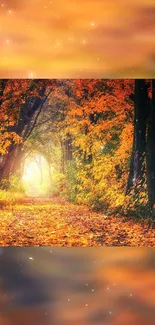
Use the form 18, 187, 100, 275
0, 0, 155, 77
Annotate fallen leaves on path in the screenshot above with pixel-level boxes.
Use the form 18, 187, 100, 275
0, 197, 154, 246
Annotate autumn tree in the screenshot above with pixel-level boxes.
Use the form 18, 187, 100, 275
0, 80, 53, 184
125, 79, 155, 220
54, 79, 134, 208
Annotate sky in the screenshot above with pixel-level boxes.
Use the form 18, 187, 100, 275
0, 0, 155, 78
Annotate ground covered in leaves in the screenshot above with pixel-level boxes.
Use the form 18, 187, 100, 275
0, 197, 154, 246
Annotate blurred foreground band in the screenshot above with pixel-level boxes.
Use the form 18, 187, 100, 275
0, 247, 155, 325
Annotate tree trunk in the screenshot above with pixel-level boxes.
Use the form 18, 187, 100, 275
65, 138, 73, 161
60, 140, 65, 174
126, 79, 148, 194
61, 136, 73, 173
0, 152, 14, 181
146, 79, 155, 220
0, 145, 24, 185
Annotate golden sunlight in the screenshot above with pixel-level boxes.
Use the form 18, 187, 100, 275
22, 155, 51, 197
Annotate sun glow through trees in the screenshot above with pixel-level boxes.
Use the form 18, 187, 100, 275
22, 155, 51, 197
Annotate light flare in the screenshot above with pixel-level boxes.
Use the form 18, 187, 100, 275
22, 155, 51, 197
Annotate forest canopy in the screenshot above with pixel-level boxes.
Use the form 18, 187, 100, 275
0, 79, 155, 221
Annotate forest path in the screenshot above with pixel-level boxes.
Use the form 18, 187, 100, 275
0, 197, 154, 246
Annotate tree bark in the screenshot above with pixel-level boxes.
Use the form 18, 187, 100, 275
61, 135, 73, 171
65, 137, 73, 161
146, 79, 155, 219
0, 145, 24, 186
126, 79, 148, 194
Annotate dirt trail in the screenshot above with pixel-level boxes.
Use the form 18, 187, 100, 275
0, 197, 154, 246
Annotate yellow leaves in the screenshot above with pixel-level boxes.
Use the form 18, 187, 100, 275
115, 123, 134, 161
0, 196, 154, 246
